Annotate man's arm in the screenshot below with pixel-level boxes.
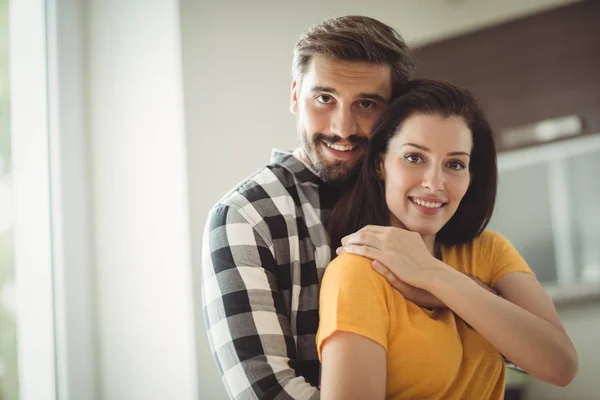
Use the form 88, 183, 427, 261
202, 203, 319, 400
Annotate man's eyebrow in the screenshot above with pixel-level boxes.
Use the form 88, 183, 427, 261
311, 86, 388, 103
311, 86, 337, 94
358, 92, 388, 103
401, 143, 470, 157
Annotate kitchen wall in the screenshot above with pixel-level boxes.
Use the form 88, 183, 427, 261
179, 0, 597, 399
527, 299, 600, 399
86, 1, 198, 399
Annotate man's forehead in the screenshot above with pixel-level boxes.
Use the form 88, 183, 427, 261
303, 54, 393, 98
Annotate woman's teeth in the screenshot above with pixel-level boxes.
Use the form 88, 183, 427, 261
412, 197, 443, 209
324, 141, 355, 152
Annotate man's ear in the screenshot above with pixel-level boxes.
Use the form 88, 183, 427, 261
290, 78, 299, 114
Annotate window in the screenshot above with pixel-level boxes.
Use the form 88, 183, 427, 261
9, 1, 59, 398
0, 1, 18, 399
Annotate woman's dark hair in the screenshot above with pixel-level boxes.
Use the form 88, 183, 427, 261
327, 79, 498, 248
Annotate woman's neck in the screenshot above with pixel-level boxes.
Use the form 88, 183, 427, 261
388, 214, 439, 258
421, 234, 438, 258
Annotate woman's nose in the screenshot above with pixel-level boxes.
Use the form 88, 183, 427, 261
421, 166, 445, 192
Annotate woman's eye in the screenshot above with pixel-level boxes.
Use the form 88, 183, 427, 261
447, 160, 466, 170
405, 154, 422, 163
316, 95, 332, 104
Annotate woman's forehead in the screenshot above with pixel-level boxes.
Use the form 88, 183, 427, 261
388, 114, 472, 153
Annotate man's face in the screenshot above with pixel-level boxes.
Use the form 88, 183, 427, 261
290, 55, 392, 184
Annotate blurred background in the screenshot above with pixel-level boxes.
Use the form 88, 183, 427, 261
2, 0, 599, 399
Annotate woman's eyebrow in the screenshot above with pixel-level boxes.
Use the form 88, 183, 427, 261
401, 143, 470, 157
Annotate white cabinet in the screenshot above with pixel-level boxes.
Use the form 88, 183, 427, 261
488, 134, 600, 292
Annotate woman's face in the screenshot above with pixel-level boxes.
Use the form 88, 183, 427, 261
381, 113, 473, 237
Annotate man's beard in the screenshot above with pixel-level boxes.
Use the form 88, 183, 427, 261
299, 130, 367, 185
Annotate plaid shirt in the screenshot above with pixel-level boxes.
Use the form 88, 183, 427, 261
202, 150, 339, 399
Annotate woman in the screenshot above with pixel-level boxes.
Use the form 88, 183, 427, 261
316, 80, 578, 399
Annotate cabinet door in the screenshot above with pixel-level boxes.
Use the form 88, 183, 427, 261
414, 0, 600, 152
567, 150, 600, 283
488, 164, 558, 283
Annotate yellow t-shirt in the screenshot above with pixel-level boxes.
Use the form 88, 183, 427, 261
316, 230, 535, 400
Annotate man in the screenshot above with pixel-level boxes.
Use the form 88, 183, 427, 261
203, 15, 504, 399
202, 15, 413, 399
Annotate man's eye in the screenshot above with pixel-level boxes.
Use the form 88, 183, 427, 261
316, 95, 332, 104
359, 100, 376, 109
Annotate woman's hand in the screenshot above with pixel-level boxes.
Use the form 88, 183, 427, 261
337, 225, 499, 305
369, 261, 446, 308
338, 225, 445, 290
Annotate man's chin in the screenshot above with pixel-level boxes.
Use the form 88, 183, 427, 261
316, 166, 356, 185
305, 149, 360, 184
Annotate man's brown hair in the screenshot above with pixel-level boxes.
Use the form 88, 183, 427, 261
292, 16, 414, 93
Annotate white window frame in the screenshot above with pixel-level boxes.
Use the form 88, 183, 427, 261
10, 1, 57, 399
45, 0, 97, 399
10, 1, 97, 399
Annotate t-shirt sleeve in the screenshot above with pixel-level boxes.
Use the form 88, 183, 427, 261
482, 230, 537, 286
316, 253, 390, 360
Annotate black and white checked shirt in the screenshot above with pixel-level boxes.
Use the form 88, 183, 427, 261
202, 150, 339, 399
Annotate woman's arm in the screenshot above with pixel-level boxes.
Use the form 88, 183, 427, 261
320, 332, 386, 400
338, 246, 499, 308
427, 267, 578, 386
369, 259, 499, 308
317, 254, 391, 399
338, 226, 578, 387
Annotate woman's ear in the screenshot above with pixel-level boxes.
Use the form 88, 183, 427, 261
376, 158, 386, 180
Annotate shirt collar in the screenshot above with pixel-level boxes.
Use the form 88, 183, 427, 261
270, 148, 324, 186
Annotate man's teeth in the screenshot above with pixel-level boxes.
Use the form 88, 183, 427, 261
324, 141, 355, 152
412, 198, 443, 208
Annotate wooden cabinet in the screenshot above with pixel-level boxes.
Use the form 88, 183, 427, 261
414, 1, 600, 151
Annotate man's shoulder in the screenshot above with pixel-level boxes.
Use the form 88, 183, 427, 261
209, 155, 318, 226
218, 165, 295, 206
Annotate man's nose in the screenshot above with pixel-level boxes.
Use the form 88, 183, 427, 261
331, 107, 358, 139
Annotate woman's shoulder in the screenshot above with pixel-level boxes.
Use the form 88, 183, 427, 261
329, 252, 372, 267
324, 253, 388, 287
443, 230, 512, 266
326, 252, 374, 276
448, 229, 510, 251
472, 229, 508, 246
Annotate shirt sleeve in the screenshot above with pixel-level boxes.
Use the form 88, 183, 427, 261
316, 253, 390, 360
202, 203, 319, 400
483, 230, 537, 286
